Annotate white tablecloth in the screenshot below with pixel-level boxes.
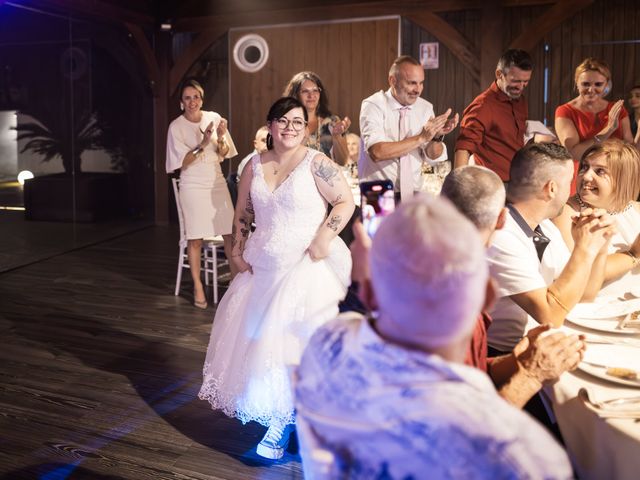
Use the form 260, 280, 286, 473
528, 316, 640, 479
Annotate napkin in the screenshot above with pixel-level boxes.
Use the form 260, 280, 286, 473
580, 388, 640, 419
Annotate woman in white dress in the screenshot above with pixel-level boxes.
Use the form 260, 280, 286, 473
166, 80, 238, 309
198, 97, 355, 459
553, 139, 640, 299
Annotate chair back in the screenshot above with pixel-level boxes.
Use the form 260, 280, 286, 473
171, 178, 187, 244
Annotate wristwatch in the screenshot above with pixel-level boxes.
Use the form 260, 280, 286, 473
432, 134, 445, 143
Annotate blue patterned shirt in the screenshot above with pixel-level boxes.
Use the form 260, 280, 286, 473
296, 312, 572, 479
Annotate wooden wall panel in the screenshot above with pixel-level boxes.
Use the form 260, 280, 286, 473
228, 18, 400, 167
402, 12, 481, 156
401, 0, 639, 144
505, 0, 640, 131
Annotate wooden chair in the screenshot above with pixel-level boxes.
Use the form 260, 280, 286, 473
172, 178, 222, 304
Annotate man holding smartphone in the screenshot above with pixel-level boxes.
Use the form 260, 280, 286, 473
359, 55, 458, 201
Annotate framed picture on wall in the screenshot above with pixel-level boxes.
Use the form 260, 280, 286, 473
420, 42, 439, 70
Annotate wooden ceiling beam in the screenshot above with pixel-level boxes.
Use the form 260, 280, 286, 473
509, 0, 594, 52
406, 11, 480, 83
172, 0, 556, 33
9, 0, 154, 26
168, 28, 226, 96
124, 22, 160, 96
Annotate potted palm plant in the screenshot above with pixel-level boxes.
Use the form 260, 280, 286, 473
15, 111, 128, 221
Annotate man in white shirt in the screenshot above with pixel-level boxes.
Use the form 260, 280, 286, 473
487, 143, 615, 353
359, 55, 458, 199
236, 125, 269, 177
296, 194, 573, 479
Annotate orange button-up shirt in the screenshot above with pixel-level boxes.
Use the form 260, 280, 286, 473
455, 82, 528, 181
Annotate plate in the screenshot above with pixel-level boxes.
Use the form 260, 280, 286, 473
566, 314, 640, 334
566, 299, 640, 334
578, 344, 640, 388
567, 298, 640, 320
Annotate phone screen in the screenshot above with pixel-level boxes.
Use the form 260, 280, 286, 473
360, 180, 395, 238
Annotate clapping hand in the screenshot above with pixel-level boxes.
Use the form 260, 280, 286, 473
216, 118, 228, 138
201, 121, 214, 145
421, 108, 458, 142
604, 99, 624, 135
439, 111, 459, 135
331, 116, 351, 137
514, 325, 586, 383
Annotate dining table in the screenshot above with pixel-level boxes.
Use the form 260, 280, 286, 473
529, 296, 640, 480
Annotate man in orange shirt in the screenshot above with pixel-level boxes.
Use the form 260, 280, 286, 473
454, 49, 533, 181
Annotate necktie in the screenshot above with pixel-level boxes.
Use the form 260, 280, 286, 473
398, 106, 413, 202
533, 225, 550, 261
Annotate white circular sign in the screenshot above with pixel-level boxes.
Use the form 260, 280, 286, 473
233, 34, 269, 73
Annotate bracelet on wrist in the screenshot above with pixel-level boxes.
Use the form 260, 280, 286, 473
623, 249, 640, 268
191, 145, 203, 156
432, 134, 445, 143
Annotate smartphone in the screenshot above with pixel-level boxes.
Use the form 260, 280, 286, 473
360, 180, 395, 238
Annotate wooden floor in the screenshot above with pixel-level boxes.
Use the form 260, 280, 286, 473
0, 226, 303, 480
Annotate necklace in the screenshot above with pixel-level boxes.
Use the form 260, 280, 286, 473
575, 193, 632, 215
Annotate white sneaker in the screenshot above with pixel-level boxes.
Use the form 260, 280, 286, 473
256, 422, 293, 460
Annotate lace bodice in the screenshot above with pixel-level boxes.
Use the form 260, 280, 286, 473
243, 149, 331, 270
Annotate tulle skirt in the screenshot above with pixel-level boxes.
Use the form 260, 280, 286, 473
198, 250, 349, 426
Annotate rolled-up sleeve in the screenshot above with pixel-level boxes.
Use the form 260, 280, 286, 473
455, 101, 489, 155
360, 98, 387, 151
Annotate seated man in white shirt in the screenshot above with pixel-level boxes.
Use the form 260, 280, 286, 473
359, 55, 458, 200
236, 125, 269, 177
487, 142, 615, 353
295, 194, 573, 479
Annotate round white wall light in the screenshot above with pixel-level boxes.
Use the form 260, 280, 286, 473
233, 34, 269, 73
17, 170, 34, 185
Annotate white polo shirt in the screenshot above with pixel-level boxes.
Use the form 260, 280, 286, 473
359, 89, 447, 192
487, 212, 571, 352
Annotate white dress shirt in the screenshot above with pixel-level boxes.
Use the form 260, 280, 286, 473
359, 89, 447, 192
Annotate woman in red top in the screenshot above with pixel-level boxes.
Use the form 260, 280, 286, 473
555, 58, 637, 192
556, 58, 634, 156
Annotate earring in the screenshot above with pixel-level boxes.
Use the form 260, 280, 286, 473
180, 103, 184, 111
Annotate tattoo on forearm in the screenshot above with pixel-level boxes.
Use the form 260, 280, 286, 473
330, 194, 343, 206
246, 194, 255, 216
239, 217, 250, 239
313, 158, 339, 187
326, 214, 342, 232
232, 217, 251, 255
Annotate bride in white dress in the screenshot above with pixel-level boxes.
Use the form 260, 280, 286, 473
198, 97, 355, 459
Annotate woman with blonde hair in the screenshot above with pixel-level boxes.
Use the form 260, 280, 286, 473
553, 139, 640, 298
166, 79, 238, 308
555, 59, 636, 184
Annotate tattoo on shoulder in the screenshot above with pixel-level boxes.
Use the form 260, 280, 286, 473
326, 214, 342, 232
313, 157, 338, 187
330, 194, 343, 207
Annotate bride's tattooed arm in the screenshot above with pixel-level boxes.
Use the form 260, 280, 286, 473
308, 153, 356, 260
231, 163, 256, 273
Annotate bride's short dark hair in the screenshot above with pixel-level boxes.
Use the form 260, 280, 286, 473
266, 97, 308, 123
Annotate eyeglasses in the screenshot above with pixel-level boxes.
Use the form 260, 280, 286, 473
275, 117, 307, 131
300, 87, 321, 96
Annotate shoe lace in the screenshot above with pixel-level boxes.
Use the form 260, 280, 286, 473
262, 420, 290, 446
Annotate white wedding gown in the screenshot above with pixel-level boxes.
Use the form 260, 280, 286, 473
198, 149, 351, 427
